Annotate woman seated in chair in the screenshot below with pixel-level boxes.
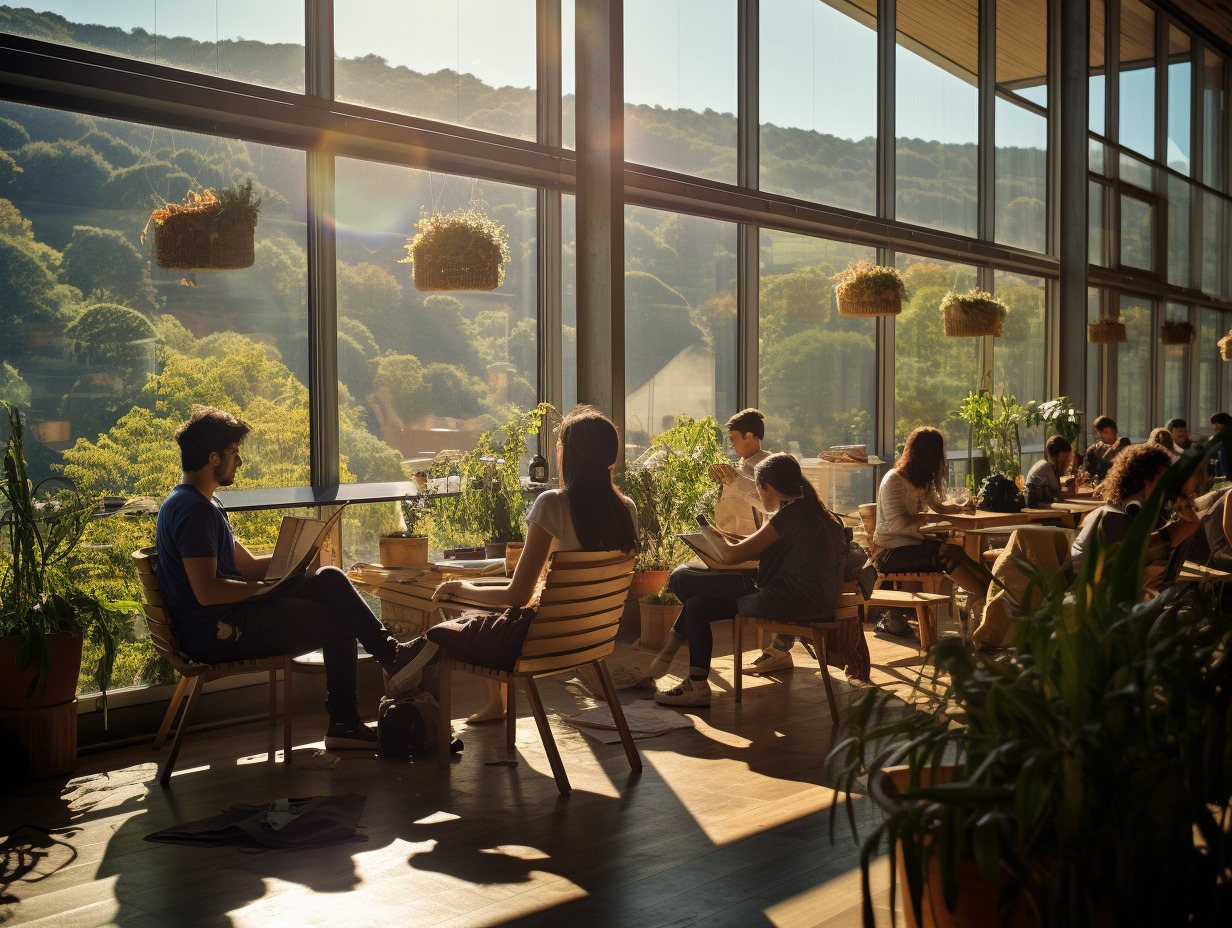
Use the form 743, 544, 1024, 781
648, 453, 847, 707
390, 405, 639, 719
1070, 442, 1200, 575
872, 426, 994, 620
1025, 435, 1075, 506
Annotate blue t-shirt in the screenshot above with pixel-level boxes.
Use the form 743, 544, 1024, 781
155, 483, 242, 659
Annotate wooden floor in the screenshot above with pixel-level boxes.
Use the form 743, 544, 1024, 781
1, 618, 948, 928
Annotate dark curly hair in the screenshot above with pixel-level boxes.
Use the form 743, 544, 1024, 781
895, 426, 947, 498
1099, 443, 1171, 506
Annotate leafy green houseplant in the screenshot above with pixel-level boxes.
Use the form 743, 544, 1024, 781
829, 435, 1232, 928
144, 180, 261, 270
399, 207, 511, 292
956, 378, 1042, 481
617, 414, 725, 573
834, 261, 907, 318
1028, 396, 1082, 446
638, 584, 681, 652
940, 288, 1006, 338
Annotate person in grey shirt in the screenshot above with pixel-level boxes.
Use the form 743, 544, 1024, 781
1026, 435, 1073, 506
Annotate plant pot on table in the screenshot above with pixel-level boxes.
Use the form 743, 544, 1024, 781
378, 533, 428, 569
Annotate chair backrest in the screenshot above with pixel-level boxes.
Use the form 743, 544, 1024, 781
514, 549, 635, 674
133, 547, 196, 675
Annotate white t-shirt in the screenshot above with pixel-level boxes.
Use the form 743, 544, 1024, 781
715, 448, 770, 534
872, 468, 943, 550
525, 488, 638, 553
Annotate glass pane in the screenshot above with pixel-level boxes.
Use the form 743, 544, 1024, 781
1202, 190, 1225, 295
1089, 137, 1106, 175
1116, 296, 1153, 442
1120, 194, 1153, 271
1119, 151, 1154, 191
1204, 50, 1226, 191
758, 230, 877, 507
1199, 307, 1221, 425
624, 0, 738, 182
335, 0, 537, 140
759, 0, 877, 213
893, 255, 980, 450
1090, 0, 1107, 135
1168, 174, 1191, 287
1089, 181, 1107, 266
895, 0, 978, 237
995, 99, 1047, 252
1167, 26, 1191, 174
335, 160, 538, 476
624, 206, 737, 458
1161, 303, 1190, 424
2, 2, 305, 92
563, 194, 577, 412
1119, 0, 1156, 159
991, 271, 1047, 437
0, 101, 307, 696
997, 0, 1047, 108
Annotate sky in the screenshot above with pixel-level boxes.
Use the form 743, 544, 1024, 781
30, 0, 1060, 150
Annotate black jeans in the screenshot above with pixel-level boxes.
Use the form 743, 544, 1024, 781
668, 566, 758, 677
194, 567, 398, 723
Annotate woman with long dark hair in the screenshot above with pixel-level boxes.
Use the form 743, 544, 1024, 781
392, 406, 639, 718
872, 426, 993, 618
649, 452, 847, 707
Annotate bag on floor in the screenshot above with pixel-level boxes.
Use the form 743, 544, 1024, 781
378, 690, 439, 758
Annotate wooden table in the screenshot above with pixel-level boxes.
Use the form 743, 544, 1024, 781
925, 509, 1071, 560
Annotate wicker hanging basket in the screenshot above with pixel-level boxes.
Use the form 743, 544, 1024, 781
941, 291, 1006, 337
835, 288, 903, 317
1159, 321, 1195, 346
1219, 331, 1232, 361
832, 262, 906, 318
147, 183, 260, 271
400, 209, 510, 293
1088, 318, 1127, 344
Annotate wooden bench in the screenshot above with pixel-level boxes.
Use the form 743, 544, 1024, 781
863, 589, 952, 650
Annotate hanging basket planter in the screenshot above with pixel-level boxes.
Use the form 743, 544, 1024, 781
399, 208, 510, 292
1219, 331, 1232, 361
1088, 317, 1127, 344
1159, 321, 1195, 346
941, 289, 1007, 337
833, 261, 905, 318
144, 181, 260, 271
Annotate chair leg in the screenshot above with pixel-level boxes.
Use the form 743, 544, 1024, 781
160, 673, 207, 786
733, 614, 745, 703
282, 659, 293, 765
268, 669, 277, 726
916, 604, 936, 651
593, 660, 641, 773
438, 657, 454, 769
505, 678, 517, 756
811, 631, 840, 727
154, 674, 192, 750
521, 675, 570, 794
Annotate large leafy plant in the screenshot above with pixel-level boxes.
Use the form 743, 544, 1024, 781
829, 432, 1232, 927
956, 376, 1043, 480
617, 415, 725, 570
1, 403, 127, 704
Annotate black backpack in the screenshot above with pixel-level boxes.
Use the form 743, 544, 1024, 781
377, 690, 462, 759
979, 473, 1025, 513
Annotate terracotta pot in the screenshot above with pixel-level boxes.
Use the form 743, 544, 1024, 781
484, 541, 508, 559
638, 602, 681, 651
628, 569, 671, 601
379, 534, 428, 569
504, 541, 525, 577
0, 632, 83, 709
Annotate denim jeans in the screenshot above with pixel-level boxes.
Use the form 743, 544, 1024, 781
668, 566, 757, 677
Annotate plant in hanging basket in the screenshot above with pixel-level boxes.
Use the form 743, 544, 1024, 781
833, 261, 905, 318
940, 288, 1007, 337
143, 181, 261, 271
1088, 316, 1127, 344
399, 208, 510, 292
1219, 330, 1232, 361
1159, 320, 1195, 345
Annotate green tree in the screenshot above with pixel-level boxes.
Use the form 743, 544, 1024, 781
60, 226, 159, 314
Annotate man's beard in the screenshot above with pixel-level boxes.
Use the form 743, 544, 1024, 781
214, 463, 235, 486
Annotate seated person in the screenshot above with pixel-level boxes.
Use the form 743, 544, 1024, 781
1083, 415, 1130, 482
646, 453, 847, 707
1026, 435, 1074, 506
708, 407, 770, 535
872, 426, 994, 622
391, 407, 638, 694
1209, 412, 1231, 477
1168, 417, 1193, 451
1199, 487, 1232, 570
1150, 427, 1180, 462
156, 407, 421, 750
1070, 443, 1200, 573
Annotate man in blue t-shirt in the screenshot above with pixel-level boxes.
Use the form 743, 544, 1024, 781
156, 407, 421, 749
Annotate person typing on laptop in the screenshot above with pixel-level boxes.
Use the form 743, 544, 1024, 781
155, 407, 422, 750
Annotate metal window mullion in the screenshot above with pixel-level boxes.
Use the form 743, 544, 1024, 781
979, 0, 996, 243
737, 0, 759, 408
1107, 0, 1119, 145
1057, 0, 1089, 407
537, 0, 563, 427
979, 265, 995, 381
1155, 5, 1167, 166
1191, 36, 1205, 188
878, 248, 896, 464
878, 0, 896, 222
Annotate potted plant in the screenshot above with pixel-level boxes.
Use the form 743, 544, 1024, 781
380, 491, 432, 569
940, 289, 1006, 338
637, 585, 681, 652
1088, 315, 1127, 344
398, 207, 510, 292
0, 403, 128, 778
834, 261, 906, 318
617, 414, 726, 598
143, 180, 261, 270
828, 436, 1232, 928
1028, 396, 1082, 446
1159, 320, 1194, 346
956, 377, 1042, 483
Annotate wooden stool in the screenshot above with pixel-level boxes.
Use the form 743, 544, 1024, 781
863, 589, 951, 650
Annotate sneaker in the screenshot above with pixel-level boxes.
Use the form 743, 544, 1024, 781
323, 718, 378, 750
875, 612, 915, 639
385, 638, 439, 694
654, 677, 711, 707
740, 647, 794, 675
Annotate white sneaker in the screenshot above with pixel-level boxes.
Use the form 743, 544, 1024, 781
654, 677, 711, 707
740, 647, 793, 675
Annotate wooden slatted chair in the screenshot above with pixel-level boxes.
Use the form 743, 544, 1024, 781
436, 550, 640, 795
733, 581, 865, 725
133, 547, 294, 786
